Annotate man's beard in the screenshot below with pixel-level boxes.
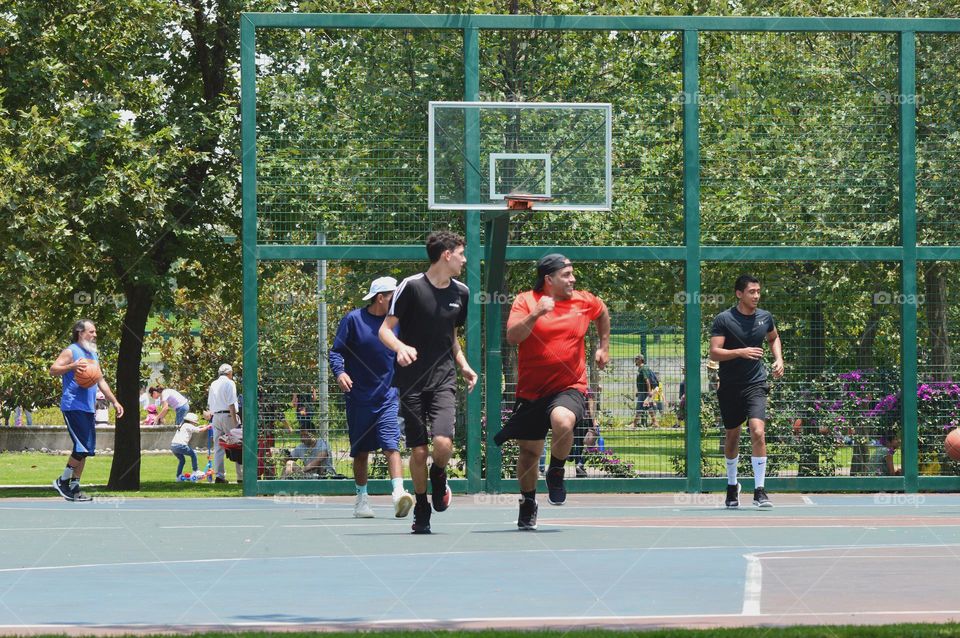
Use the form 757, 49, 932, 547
79, 338, 98, 354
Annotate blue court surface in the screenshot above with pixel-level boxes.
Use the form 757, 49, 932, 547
1, 492, 960, 633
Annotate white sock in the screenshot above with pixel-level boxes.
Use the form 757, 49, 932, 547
391, 477, 404, 494
355, 483, 367, 496
752, 456, 767, 489
725, 455, 739, 486
60, 466, 74, 482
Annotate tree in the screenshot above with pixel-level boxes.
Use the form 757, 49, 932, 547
0, 0, 251, 488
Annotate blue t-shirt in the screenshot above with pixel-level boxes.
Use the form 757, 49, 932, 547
329, 307, 397, 406
60, 343, 99, 413
710, 306, 776, 387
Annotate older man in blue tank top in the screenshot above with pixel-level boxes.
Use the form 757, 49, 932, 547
49, 319, 124, 502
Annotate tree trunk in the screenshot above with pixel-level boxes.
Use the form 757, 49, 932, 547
107, 284, 154, 490
924, 262, 952, 382
856, 289, 885, 371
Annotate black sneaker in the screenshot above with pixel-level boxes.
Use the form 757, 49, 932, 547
53, 478, 75, 502
545, 467, 566, 506
575, 464, 588, 478
411, 501, 432, 534
517, 497, 538, 530
430, 465, 451, 512
725, 482, 741, 508
753, 487, 773, 509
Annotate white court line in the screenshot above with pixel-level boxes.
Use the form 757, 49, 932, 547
0, 527, 123, 532
159, 525, 264, 529
548, 523, 960, 529
2, 542, 954, 575
801, 495, 814, 505
741, 554, 762, 615
758, 554, 959, 560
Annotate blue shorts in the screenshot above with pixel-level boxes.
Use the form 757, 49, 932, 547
346, 397, 401, 456
63, 410, 96, 456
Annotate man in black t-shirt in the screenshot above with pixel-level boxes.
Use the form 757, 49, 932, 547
379, 231, 478, 534
709, 274, 784, 510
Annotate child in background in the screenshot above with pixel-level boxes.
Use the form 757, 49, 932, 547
171, 412, 212, 479
95, 391, 110, 427
142, 404, 159, 426
871, 430, 902, 476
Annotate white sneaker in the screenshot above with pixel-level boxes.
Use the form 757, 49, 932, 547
353, 493, 374, 518
393, 491, 414, 518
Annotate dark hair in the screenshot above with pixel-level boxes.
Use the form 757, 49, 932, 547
426, 231, 465, 264
71, 319, 93, 343
149, 386, 164, 395
734, 274, 760, 292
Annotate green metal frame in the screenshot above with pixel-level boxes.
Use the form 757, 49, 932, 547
240, 13, 960, 496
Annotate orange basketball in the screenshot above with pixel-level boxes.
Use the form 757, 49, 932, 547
946, 428, 960, 462
74, 359, 102, 389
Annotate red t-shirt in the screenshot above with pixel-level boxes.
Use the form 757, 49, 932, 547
509, 290, 606, 400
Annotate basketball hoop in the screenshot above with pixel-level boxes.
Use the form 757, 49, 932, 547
505, 193, 553, 211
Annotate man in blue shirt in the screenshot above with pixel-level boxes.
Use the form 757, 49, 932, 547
49, 319, 124, 502
330, 276, 414, 519
709, 275, 784, 509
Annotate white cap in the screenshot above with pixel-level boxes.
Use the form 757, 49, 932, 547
218, 363, 233, 376
183, 412, 199, 424
362, 276, 398, 301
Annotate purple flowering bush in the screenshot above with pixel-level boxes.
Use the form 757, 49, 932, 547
584, 446, 639, 478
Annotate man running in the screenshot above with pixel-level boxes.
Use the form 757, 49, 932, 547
495, 254, 610, 530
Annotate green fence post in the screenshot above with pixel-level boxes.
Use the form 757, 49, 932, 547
240, 14, 259, 496
899, 31, 919, 492
682, 29, 703, 494
464, 27, 483, 493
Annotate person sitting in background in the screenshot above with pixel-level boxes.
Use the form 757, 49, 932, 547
871, 430, 902, 476
283, 428, 342, 479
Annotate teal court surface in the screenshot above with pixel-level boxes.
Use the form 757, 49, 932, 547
1, 493, 960, 633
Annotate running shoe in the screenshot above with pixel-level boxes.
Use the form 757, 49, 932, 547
517, 496, 538, 531
393, 491, 414, 518
725, 482, 741, 508
753, 487, 773, 509
545, 467, 566, 506
52, 478, 74, 502
353, 493, 375, 518
430, 465, 451, 512
411, 501, 432, 534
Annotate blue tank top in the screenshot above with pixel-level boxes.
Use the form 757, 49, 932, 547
60, 343, 99, 413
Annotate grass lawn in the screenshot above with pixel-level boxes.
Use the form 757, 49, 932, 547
0, 451, 242, 498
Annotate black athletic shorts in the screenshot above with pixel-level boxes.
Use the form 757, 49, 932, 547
494, 388, 586, 445
399, 386, 457, 448
717, 381, 770, 430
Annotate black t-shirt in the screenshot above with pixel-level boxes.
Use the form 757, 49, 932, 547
710, 306, 776, 387
389, 272, 469, 391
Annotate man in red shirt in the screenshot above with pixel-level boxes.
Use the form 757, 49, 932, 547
494, 254, 610, 530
